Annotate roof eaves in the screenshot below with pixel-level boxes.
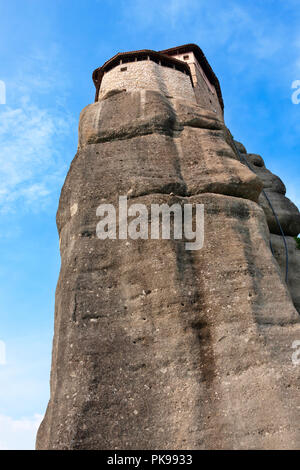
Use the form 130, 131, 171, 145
159, 44, 224, 110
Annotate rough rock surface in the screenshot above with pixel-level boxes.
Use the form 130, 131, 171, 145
258, 191, 300, 237
235, 142, 300, 312
236, 146, 300, 237
37, 91, 300, 450
271, 234, 300, 313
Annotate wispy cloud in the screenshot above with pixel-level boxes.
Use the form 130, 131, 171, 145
0, 102, 71, 211
120, 0, 199, 32
121, 0, 299, 78
0, 414, 42, 450
0, 47, 74, 213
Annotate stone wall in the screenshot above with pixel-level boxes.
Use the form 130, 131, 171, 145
191, 62, 223, 119
164, 52, 223, 119
99, 60, 196, 103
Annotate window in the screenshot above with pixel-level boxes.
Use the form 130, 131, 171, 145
183, 55, 189, 60
120, 67, 127, 72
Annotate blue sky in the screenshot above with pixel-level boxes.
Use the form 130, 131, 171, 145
0, 0, 299, 449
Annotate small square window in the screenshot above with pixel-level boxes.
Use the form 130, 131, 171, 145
183, 55, 189, 60
120, 67, 127, 72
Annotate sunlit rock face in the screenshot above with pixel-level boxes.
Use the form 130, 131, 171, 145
235, 140, 300, 314
37, 49, 300, 450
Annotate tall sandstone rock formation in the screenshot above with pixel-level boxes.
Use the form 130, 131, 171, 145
36, 45, 300, 450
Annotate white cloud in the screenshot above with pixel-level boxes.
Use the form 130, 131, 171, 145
0, 102, 71, 211
0, 414, 43, 450
120, 0, 199, 31
122, 0, 296, 77
163, 0, 199, 27
0, 47, 74, 213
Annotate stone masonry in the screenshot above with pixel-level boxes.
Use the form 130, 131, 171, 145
99, 60, 196, 104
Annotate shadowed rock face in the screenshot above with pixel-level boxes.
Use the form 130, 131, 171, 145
235, 141, 300, 314
36, 91, 300, 450
271, 235, 300, 314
